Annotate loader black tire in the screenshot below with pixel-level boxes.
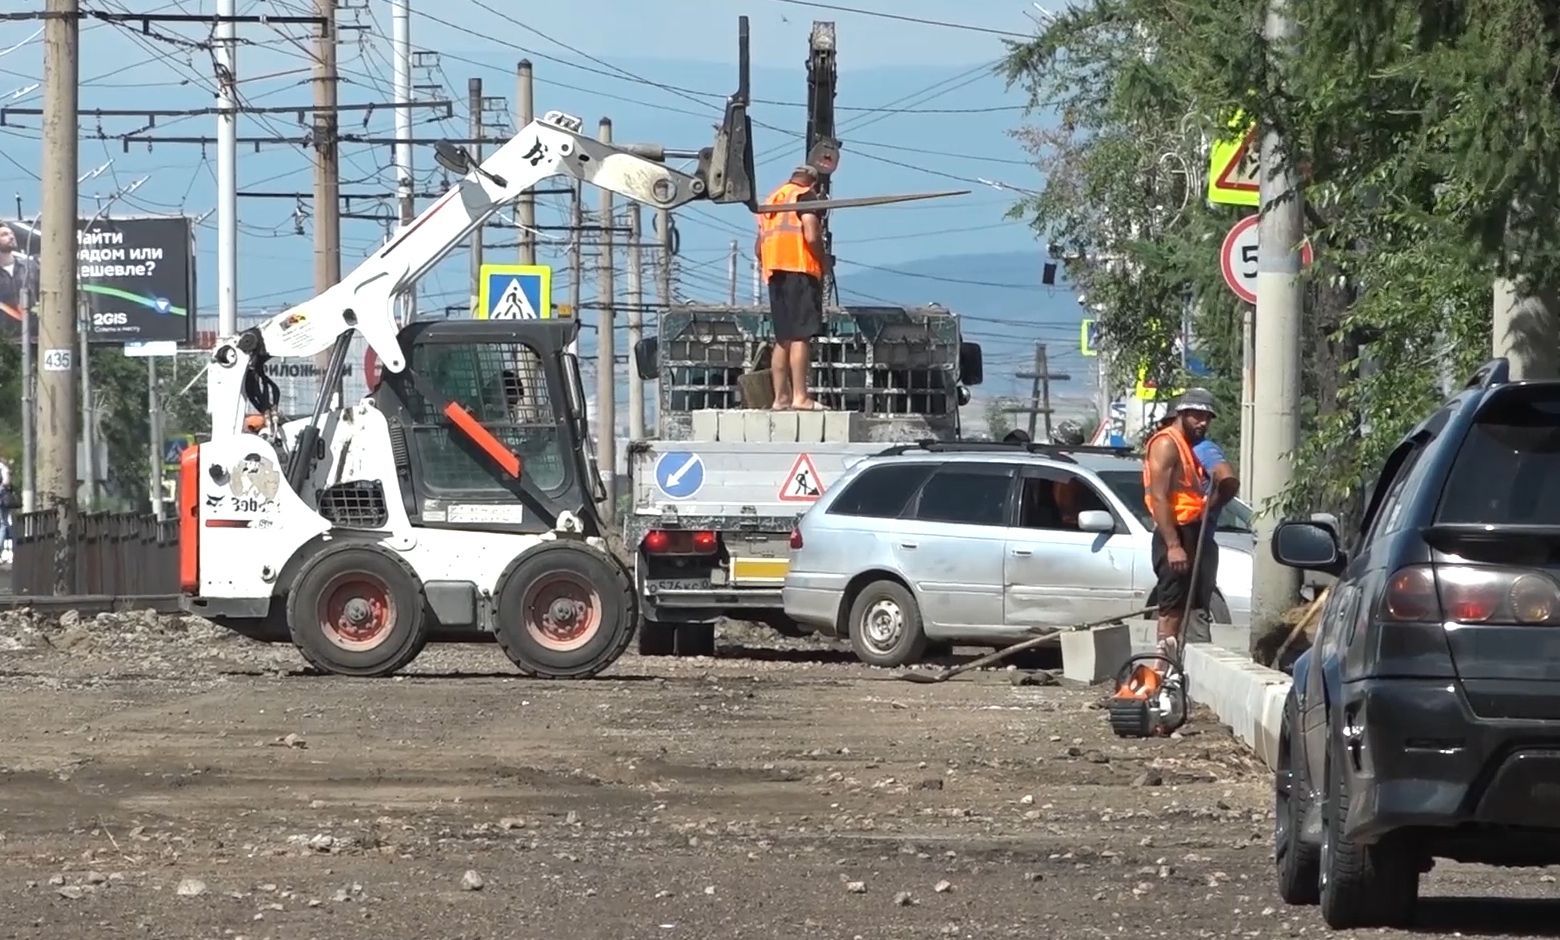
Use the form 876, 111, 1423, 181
493, 541, 636, 679
286, 547, 429, 678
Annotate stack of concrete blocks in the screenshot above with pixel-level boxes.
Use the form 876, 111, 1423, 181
691, 409, 865, 443
1182, 643, 1292, 769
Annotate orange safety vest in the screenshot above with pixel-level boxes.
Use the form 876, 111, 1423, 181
758, 181, 823, 280
1142, 427, 1209, 526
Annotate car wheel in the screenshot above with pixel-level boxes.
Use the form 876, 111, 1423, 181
1274, 691, 1320, 905
847, 579, 927, 668
1318, 711, 1419, 928
286, 546, 428, 678
492, 542, 637, 679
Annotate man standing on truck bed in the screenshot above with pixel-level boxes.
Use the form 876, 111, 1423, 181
1143, 389, 1232, 659
756, 164, 828, 411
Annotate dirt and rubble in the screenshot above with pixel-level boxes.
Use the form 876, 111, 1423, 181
0, 609, 1556, 939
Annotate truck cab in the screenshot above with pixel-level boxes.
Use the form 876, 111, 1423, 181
626, 301, 982, 655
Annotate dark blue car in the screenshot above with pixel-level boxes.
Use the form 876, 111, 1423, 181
1270, 358, 1560, 929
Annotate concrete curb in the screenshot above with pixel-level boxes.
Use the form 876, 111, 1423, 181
1183, 643, 1292, 769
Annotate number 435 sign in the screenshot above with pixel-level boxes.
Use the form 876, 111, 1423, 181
1220, 214, 1314, 305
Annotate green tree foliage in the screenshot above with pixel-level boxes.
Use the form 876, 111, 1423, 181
0, 341, 208, 508
1001, 0, 1555, 525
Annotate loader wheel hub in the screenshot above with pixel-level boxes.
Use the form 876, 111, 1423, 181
319, 574, 396, 652
522, 572, 602, 653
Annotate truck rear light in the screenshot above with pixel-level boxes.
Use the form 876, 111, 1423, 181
642, 529, 718, 556
789, 526, 803, 550
1379, 564, 1560, 625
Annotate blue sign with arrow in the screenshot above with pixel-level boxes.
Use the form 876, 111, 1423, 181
654, 450, 705, 500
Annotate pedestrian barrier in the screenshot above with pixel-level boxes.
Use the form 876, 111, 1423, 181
12, 511, 179, 597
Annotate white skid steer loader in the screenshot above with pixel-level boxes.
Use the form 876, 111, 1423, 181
177, 17, 961, 678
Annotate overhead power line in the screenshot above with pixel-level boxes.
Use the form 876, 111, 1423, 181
760, 0, 1032, 38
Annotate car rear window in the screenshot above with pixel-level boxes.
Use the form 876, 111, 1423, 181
1437, 389, 1560, 525
828, 463, 935, 518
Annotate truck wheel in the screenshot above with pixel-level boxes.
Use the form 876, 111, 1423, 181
674, 622, 716, 657
1318, 712, 1419, 928
286, 547, 428, 678
847, 579, 927, 668
493, 542, 636, 679
638, 618, 677, 656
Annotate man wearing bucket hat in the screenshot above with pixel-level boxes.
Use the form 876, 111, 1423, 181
755, 164, 829, 411
1143, 388, 1234, 655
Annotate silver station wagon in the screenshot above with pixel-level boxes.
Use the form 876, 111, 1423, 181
781, 442, 1255, 666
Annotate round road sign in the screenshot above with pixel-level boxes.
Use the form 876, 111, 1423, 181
1220, 214, 1314, 305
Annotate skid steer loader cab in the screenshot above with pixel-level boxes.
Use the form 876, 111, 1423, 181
373, 317, 605, 535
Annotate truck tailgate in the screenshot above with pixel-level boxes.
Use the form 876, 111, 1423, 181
630, 441, 885, 520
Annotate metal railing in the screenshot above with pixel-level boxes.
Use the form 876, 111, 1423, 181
12, 511, 179, 596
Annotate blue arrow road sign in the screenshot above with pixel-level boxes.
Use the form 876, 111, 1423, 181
654, 451, 705, 500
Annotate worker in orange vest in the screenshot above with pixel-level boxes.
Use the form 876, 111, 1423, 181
1142, 388, 1231, 658
754, 165, 828, 411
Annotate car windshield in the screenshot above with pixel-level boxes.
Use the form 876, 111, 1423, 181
1095, 469, 1254, 533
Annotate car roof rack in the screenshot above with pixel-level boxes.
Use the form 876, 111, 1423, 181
871, 439, 1138, 463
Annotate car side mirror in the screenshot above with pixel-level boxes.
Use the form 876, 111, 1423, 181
1272, 519, 1346, 576
1077, 510, 1114, 533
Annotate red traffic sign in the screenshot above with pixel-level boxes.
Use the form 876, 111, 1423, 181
1220, 214, 1314, 305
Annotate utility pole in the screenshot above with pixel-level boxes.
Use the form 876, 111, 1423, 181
147, 361, 163, 520
655, 207, 672, 307
1249, 0, 1304, 642
216, 0, 238, 337
78, 306, 94, 510
391, 0, 414, 320
1492, 278, 1560, 379
627, 204, 645, 442
516, 59, 536, 265
569, 181, 583, 357
596, 117, 617, 525
1013, 343, 1068, 440
727, 239, 738, 305
39, 0, 80, 593
312, 0, 340, 383
1239, 306, 1255, 481
468, 77, 484, 312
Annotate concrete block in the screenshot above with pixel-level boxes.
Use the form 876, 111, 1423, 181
796, 410, 826, 442
769, 410, 800, 443
1061, 623, 1132, 684
692, 410, 721, 441
743, 410, 772, 442
1183, 642, 1292, 770
716, 410, 747, 442
822, 410, 863, 442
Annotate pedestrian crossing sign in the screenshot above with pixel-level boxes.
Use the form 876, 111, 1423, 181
477, 264, 553, 320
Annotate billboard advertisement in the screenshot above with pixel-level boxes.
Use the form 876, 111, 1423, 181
0, 215, 196, 344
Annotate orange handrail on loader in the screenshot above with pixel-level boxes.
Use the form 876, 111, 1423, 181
178, 444, 201, 594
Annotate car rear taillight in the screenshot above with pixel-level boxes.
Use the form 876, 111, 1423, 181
1378, 564, 1560, 625
789, 525, 803, 550
642, 529, 718, 556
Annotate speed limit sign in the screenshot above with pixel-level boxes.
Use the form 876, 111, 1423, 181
1220, 214, 1314, 304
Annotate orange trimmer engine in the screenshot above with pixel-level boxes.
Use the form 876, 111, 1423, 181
1107, 652, 1188, 738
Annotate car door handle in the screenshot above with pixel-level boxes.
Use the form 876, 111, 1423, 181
899, 541, 918, 549
1011, 548, 1032, 556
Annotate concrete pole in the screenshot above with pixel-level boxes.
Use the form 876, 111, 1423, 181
468, 78, 484, 312
569, 181, 582, 357
312, 0, 340, 389
39, 0, 80, 593
1026, 342, 1042, 440
655, 207, 672, 307
1239, 306, 1255, 478
1249, 0, 1304, 641
19, 217, 35, 513
515, 59, 536, 265
78, 304, 94, 511
596, 117, 617, 526
391, 0, 414, 320
215, 0, 238, 338
147, 359, 164, 520
1493, 276, 1560, 380
727, 239, 738, 305
627, 204, 645, 442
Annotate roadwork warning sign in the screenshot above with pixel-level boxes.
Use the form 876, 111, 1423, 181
779, 453, 824, 502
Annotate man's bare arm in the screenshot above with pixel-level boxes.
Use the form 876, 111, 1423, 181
1208, 461, 1239, 509
1147, 436, 1182, 543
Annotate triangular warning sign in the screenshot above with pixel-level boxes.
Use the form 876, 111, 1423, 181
1214, 128, 1259, 194
493, 277, 538, 319
779, 452, 824, 502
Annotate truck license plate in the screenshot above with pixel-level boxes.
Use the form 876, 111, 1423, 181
646, 579, 709, 592
731, 557, 789, 582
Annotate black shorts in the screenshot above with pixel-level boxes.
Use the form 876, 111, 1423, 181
1151, 518, 1219, 616
768, 270, 823, 343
